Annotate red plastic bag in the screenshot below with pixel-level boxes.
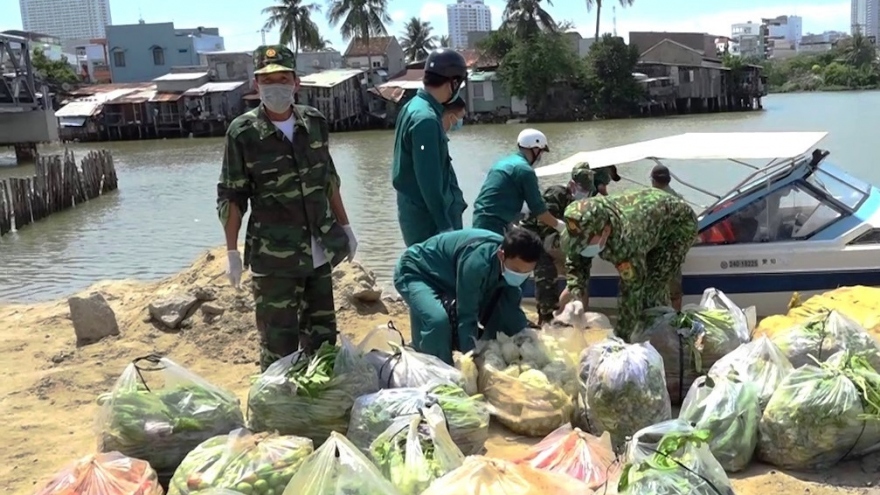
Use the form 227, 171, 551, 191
515, 424, 618, 489
35, 452, 163, 495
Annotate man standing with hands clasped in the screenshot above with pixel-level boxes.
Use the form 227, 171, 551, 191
216, 45, 357, 371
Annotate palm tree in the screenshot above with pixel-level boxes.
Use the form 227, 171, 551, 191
585, 0, 634, 41
502, 0, 557, 38
400, 17, 438, 62
262, 0, 322, 57
303, 36, 333, 51
840, 30, 877, 67
439, 35, 450, 48
327, 0, 392, 83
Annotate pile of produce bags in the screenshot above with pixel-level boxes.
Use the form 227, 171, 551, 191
758, 350, 880, 470
620, 419, 734, 494
770, 310, 880, 369
577, 338, 671, 449
515, 424, 617, 489
35, 452, 163, 495
348, 383, 489, 456
631, 288, 750, 404
167, 428, 313, 494
678, 374, 760, 472
96, 355, 244, 478
247, 338, 379, 443
475, 327, 582, 436
707, 335, 793, 410
421, 456, 593, 495
369, 404, 464, 494
283, 431, 403, 495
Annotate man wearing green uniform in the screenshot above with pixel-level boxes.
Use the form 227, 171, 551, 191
560, 188, 697, 341
650, 164, 684, 310
217, 45, 356, 371
393, 228, 543, 364
392, 48, 468, 246
592, 165, 621, 196
520, 163, 596, 324
472, 128, 566, 235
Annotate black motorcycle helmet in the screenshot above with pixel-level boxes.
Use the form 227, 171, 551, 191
425, 48, 468, 80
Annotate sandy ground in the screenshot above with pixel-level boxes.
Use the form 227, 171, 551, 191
2, 246, 879, 494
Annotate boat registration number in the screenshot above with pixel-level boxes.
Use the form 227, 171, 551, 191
726, 259, 759, 268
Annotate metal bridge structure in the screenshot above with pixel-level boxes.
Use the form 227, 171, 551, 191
0, 32, 58, 163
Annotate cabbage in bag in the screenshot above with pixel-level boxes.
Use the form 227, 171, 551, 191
770, 310, 880, 369
97, 355, 244, 478
757, 351, 880, 470
369, 404, 464, 494
631, 288, 750, 405
678, 375, 759, 472
515, 424, 617, 489
421, 456, 593, 495
35, 452, 163, 495
578, 338, 672, 450
359, 322, 465, 389
283, 431, 403, 495
707, 336, 793, 410
167, 428, 313, 494
347, 383, 489, 456
621, 419, 734, 495
247, 338, 379, 444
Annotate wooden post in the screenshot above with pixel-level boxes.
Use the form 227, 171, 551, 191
0, 180, 10, 236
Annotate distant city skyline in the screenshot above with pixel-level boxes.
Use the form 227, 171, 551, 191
447, 0, 492, 50
2, 0, 851, 52
19, 0, 111, 40
850, 0, 879, 37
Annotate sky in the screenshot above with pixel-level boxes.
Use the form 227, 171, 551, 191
1, 0, 852, 52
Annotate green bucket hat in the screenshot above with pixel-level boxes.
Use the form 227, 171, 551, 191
571, 162, 596, 194
253, 45, 296, 75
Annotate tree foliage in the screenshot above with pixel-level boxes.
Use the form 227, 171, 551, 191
584, 34, 641, 117
32, 48, 78, 87
400, 17, 437, 62
496, 29, 582, 110
262, 0, 321, 56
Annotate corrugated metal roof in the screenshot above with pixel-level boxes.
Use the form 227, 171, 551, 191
183, 81, 246, 96
299, 69, 364, 88
153, 72, 209, 81
369, 85, 413, 103
55, 100, 102, 117
105, 88, 157, 104
67, 82, 152, 96
150, 92, 184, 102
469, 71, 497, 82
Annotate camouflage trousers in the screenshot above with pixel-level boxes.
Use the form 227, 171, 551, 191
251, 263, 338, 371
534, 249, 561, 324
617, 215, 697, 341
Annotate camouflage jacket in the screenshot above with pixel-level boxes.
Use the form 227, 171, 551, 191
520, 185, 572, 242
217, 105, 349, 276
563, 188, 696, 297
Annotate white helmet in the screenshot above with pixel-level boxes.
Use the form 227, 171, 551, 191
517, 128, 550, 152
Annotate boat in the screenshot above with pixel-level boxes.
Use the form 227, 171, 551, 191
525, 131, 880, 316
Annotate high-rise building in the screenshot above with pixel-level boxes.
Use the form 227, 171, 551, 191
19, 0, 112, 40
852, 0, 879, 38
447, 0, 492, 51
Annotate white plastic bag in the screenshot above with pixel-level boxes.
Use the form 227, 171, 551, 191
421, 456, 593, 494
708, 336, 793, 410
771, 310, 880, 369
515, 424, 617, 489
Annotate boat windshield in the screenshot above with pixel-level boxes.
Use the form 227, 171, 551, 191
705, 162, 795, 213
806, 165, 869, 212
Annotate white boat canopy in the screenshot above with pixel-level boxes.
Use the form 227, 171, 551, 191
534, 131, 829, 178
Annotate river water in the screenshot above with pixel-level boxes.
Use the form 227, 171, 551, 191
0, 91, 876, 303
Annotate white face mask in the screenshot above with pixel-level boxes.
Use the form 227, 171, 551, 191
259, 84, 294, 113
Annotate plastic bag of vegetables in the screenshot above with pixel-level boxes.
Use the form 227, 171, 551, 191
35, 452, 163, 495
282, 431, 403, 495
757, 351, 880, 470
247, 338, 379, 444
368, 404, 464, 494
515, 423, 617, 489
770, 310, 880, 370
631, 288, 750, 405
708, 336, 793, 410
620, 419, 733, 495
421, 456, 593, 495
347, 383, 489, 456
97, 355, 244, 478
167, 428, 313, 494
359, 321, 465, 389
577, 338, 671, 450
453, 351, 479, 396
475, 328, 582, 436
678, 374, 759, 472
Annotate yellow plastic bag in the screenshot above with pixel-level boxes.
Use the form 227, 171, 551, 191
756, 286, 880, 338
421, 456, 594, 495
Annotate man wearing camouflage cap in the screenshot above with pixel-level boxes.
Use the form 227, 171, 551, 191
559, 188, 697, 340
217, 45, 357, 371
519, 162, 596, 324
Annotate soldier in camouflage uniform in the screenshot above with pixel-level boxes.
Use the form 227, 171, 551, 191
520, 162, 596, 324
560, 188, 697, 340
592, 165, 621, 196
217, 45, 357, 371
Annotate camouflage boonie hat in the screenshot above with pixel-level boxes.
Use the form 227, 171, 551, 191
561, 199, 610, 255
571, 162, 596, 193
253, 45, 296, 75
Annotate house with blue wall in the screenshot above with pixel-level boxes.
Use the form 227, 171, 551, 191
107, 21, 225, 83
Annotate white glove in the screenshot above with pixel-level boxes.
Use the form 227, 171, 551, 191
343, 225, 358, 262
226, 250, 243, 289
555, 219, 566, 233
521, 202, 531, 214
543, 233, 558, 252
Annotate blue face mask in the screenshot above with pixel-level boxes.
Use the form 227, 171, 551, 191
579, 242, 604, 258
449, 118, 463, 131
502, 266, 532, 287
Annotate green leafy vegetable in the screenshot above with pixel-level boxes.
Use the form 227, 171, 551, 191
708, 336, 793, 411
771, 310, 880, 370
